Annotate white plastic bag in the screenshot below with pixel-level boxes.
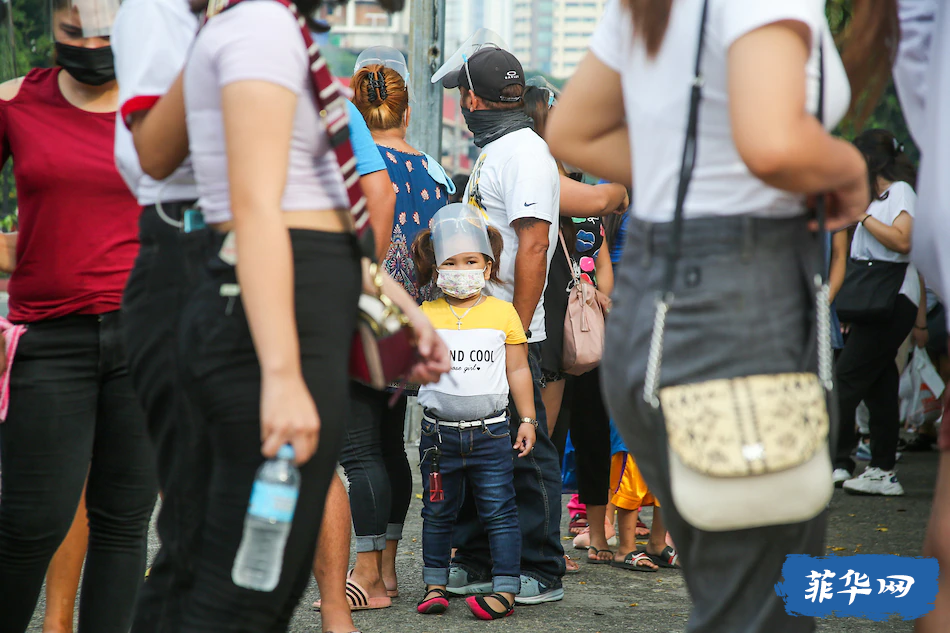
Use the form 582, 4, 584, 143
902, 348, 945, 429
857, 401, 870, 435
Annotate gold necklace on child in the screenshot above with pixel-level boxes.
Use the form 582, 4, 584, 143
447, 294, 484, 330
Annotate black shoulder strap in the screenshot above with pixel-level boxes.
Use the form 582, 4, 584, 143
662, 0, 710, 294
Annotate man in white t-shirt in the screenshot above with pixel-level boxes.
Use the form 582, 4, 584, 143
439, 46, 567, 604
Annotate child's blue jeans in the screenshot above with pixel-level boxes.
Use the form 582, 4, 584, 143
419, 413, 521, 595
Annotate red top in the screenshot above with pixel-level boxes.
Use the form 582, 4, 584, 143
0, 68, 140, 323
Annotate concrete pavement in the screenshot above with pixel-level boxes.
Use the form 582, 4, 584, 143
27, 445, 934, 632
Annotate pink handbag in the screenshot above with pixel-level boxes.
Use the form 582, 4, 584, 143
559, 231, 605, 376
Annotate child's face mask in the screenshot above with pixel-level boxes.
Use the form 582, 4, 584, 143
437, 268, 486, 299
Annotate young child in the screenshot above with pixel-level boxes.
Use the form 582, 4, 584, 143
410, 203, 538, 621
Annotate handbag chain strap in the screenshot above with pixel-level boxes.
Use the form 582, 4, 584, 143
204, 0, 376, 262
644, 5, 833, 408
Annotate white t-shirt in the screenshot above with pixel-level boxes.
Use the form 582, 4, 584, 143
463, 128, 560, 342
417, 297, 527, 421
184, 2, 348, 223
850, 181, 921, 307
589, 0, 850, 221
112, 0, 198, 205
893, 0, 950, 317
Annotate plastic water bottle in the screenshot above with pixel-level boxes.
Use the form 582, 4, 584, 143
232, 444, 300, 591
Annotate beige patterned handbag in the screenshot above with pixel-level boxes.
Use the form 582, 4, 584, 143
642, 2, 833, 532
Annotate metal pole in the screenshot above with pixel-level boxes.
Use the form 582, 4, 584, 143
406, 0, 445, 159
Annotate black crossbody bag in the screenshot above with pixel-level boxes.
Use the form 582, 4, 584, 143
834, 256, 909, 324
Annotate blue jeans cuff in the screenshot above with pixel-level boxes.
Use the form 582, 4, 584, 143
386, 523, 403, 541
354, 534, 386, 553
493, 575, 521, 595
423, 567, 449, 586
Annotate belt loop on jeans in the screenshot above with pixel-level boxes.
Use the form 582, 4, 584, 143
641, 222, 654, 268
741, 216, 754, 263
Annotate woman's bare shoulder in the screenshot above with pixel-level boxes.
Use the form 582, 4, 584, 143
0, 77, 26, 102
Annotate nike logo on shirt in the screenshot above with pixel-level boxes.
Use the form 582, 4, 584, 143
524, 202, 537, 207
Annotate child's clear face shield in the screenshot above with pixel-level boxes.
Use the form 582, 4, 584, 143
430, 28, 509, 97
51, 0, 120, 40
431, 203, 494, 268
355, 46, 413, 101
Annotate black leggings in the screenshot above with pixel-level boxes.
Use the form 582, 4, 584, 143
340, 384, 412, 552
173, 228, 360, 632
0, 312, 158, 633
564, 367, 611, 506
835, 295, 918, 473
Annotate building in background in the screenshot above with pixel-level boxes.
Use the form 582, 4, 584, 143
445, 0, 514, 53
513, 0, 604, 78
318, 0, 412, 50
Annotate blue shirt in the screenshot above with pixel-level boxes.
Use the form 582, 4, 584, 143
609, 213, 630, 266
347, 101, 386, 176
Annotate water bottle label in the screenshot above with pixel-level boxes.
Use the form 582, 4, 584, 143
248, 481, 298, 523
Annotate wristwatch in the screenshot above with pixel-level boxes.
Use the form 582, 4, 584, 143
520, 417, 539, 429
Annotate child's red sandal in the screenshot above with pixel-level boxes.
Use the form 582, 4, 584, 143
417, 588, 450, 615
465, 593, 514, 620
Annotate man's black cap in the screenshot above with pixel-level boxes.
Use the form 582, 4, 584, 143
441, 47, 525, 103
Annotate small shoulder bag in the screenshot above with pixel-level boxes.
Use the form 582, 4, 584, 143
643, 0, 834, 531
206, 0, 418, 390
834, 257, 909, 323
559, 230, 605, 376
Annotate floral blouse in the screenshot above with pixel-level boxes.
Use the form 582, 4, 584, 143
379, 146, 447, 304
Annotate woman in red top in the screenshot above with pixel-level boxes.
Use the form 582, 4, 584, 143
0, 2, 157, 632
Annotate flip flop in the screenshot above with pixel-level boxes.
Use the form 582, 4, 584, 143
644, 545, 681, 569
586, 546, 614, 565
351, 568, 398, 598
610, 551, 657, 573
569, 512, 589, 534
312, 576, 392, 611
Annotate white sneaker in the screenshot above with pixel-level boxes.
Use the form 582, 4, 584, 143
832, 468, 852, 488
842, 467, 905, 496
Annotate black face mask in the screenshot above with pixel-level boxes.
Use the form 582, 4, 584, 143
54, 42, 116, 86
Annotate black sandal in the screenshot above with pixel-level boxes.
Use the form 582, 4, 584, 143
417, 587, 449, 615
465, 592, 514, 620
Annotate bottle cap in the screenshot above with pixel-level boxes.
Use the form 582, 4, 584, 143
277, 444, 295, 461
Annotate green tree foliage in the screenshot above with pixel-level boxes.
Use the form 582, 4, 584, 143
0, 0, 53, 226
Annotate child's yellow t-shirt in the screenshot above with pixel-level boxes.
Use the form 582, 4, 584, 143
417, 296, 527, 421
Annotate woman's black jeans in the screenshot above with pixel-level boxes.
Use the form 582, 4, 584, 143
835, 295, 918, 473
172, 228, 360, 632
123, 203, 209, 633
340, 383, 412, 552
0, 311, 158, 633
